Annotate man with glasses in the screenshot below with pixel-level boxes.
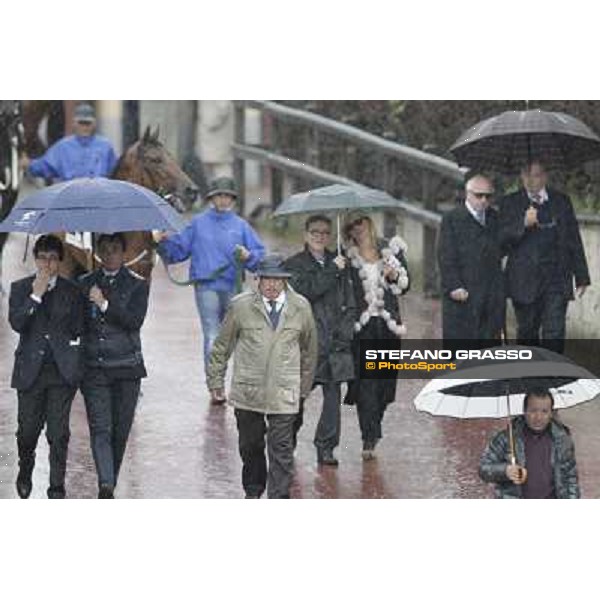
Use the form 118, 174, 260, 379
499, 161, 590, 353
283, 215, 358, 466
8, 235, 84, 499
21, 103, 117, 182
438, 174, 505, 343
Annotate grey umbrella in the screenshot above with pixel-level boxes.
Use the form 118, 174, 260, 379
449, 109, 600, 173
273, 183, 404, 252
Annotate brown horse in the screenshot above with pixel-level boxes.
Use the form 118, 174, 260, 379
61, 127, 199, 279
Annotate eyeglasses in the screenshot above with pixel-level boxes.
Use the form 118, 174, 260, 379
468, 191, 494, 200
308, 229, 331, 237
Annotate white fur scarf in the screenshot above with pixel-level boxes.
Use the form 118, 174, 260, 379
346, 236, 409, 337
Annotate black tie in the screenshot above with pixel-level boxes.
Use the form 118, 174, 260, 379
268, 300, 280, 329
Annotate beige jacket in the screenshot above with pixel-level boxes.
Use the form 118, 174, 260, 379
207, 289, 318, 414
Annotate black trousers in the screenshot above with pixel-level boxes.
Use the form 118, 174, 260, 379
82, 374, 140, 488
16, 363, 76, 497
513, 286, 568, 354
293, 382, 341, 452
234, 408, 296, 499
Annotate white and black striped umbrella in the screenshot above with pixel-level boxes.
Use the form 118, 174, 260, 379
413, 345, 600, 419
449, 109, 600, 173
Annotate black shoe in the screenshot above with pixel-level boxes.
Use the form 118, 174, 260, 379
47, 486, 66, 499
16, 474, 32, 499
98, 484, 115, 499
317, 448, 339, 467
245, 495, 260, 499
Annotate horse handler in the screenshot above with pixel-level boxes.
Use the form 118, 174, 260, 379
207, 255, 318, 499
79, 233, 149, 499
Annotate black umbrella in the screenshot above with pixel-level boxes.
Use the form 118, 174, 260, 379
449, 109, 600, 173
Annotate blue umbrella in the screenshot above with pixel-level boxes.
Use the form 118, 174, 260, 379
0, 177, 185, 234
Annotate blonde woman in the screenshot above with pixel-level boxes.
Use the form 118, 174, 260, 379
343, 211, 410, 460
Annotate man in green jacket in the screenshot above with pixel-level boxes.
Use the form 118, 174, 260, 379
207, 254, 318, 499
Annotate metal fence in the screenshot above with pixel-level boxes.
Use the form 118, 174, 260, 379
232, 100, 468, 295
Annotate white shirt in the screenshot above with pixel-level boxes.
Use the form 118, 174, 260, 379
262, 291, 286, 315
528, 187, 548, 204
30, 275, 58, 304
465, 199, 485, 225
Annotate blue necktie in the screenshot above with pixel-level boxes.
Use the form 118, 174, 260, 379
268, 300, 280, 329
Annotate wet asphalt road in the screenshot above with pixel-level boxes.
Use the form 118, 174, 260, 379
2, 228, 600, 499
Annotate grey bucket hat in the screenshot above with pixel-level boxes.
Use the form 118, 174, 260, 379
206, 176, 238, 200
255, 254, 292, 278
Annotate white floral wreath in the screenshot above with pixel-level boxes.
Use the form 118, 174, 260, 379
346, 235, 409, 337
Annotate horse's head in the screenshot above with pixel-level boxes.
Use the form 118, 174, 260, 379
113, 126, 199, 212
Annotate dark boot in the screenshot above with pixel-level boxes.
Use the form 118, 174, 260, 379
16, 470, 33, 499
98, 484, 115, 499
317, 447, 339, 467
47, 486, 66, 499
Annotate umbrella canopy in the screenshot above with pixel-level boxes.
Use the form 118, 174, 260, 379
273, 183, 404, 253
449, 109, 600, 173
0, 177, 186, 234
413, 345, 600, 418
273, 183, 403, 216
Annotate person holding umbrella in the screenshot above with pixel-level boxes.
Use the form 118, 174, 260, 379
79, 233, 150, 499
479, 387, 580, 499
283, 214, 358, 466
499, 161, 590, 353
437, 173, 505, 343
343, 211, 410, 460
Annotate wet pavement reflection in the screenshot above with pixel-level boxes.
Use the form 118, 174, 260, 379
2, 229, 600, 499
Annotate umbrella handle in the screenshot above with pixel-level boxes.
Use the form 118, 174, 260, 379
507, 419, 517, 465
336, 213, 341, 255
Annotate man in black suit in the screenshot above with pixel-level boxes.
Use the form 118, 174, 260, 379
438, 174, 505, 343
79, 233, 149, 499
8, 234, 84, 499
499, 161, 590, 353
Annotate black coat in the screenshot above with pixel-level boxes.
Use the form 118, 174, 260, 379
284, 247, 358, 383
499, 188, 590, 304
9, 275, 84, 390
437, 204, 505, 340
79, 267, 149, 375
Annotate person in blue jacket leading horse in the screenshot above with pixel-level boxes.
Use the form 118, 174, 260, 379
157, 176, 265, 404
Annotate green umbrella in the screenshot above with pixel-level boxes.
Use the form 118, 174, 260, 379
273, 183, 404, 253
